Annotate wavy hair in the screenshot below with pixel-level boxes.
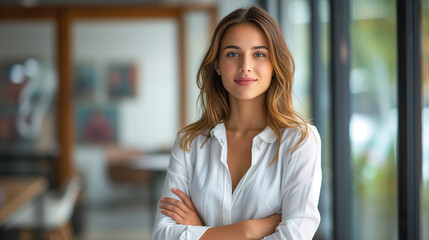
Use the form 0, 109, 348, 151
178, 6, 310, 163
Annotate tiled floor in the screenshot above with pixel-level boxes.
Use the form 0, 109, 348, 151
73, 149, 167, 240
77, 185, 158, 240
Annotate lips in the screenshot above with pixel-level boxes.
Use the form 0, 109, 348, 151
234, 77, 257, 86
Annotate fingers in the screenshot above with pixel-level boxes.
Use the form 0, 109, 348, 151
160, 208, 184, 224
159, 188, 203, 226
159, 201, 187, 218
171, 188, 196, 210
160, 197, 189, 213
161, 198, 188, 212
159, 197, 189, 224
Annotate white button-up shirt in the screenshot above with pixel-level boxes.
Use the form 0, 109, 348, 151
152, 123, 321, 240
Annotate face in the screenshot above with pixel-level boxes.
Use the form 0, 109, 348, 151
215, 23, 273, 101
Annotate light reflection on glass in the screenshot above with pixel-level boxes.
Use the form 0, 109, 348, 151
0, 21, 57, 178
0, 20, 57, 150
281, 0, 311, 118
282, 1, 332, 238
421, 0, 429, 239
350, 0, 397, 239
317, 0, 333, 238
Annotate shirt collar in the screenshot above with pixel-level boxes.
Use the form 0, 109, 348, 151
210, 122, 278, 143
258, 126, 277, 143
210, 122, 226, 141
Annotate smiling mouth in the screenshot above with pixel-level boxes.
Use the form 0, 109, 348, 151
234, 77, 257, 86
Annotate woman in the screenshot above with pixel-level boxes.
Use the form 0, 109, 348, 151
153, 6, 321, 240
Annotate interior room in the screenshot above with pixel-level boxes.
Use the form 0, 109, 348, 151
0, 0, 427, 240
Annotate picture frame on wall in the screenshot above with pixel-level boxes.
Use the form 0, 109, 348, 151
106, 62, 138, 99
75, 104, 117, 144
73, 61, 96, 100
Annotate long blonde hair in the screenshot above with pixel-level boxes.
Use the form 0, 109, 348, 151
179, 6, 309, 162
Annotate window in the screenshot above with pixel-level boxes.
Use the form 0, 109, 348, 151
350, 0, 397, 239
421, 0, 429, 239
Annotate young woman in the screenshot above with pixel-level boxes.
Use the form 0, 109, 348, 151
153, 6, 321, 240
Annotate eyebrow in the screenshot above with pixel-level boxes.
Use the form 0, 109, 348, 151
224, 45, 268, 50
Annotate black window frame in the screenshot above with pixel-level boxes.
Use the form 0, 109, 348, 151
260, 0, 423, 239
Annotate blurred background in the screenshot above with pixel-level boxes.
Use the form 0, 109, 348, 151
0, 0, 426, 239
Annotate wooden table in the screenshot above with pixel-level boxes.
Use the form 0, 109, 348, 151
0, 177, 47, 226
129, 153, 170, 224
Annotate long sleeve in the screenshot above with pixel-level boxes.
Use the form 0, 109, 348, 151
152, 135, 210, 240
263, 126, 322, 240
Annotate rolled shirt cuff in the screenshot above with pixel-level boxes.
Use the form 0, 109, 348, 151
179, 225, 211, 240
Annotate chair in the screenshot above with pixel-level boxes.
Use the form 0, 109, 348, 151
5, 176, 81, 240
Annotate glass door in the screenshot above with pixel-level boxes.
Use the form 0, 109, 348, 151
0, 20, 58, 179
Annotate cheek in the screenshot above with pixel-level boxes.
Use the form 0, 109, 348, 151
219, 61, 237, 75
257, 64, 273, 81
263, 78, 272, 91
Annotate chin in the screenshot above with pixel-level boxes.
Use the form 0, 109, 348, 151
230, 92, 265, 101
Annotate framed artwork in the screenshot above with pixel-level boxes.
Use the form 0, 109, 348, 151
106, 62, 137, 99
75, 105, 117, 144
73, 62, 96, 100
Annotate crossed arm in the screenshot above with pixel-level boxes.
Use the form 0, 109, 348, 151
159, 188, 281, 240
154, 129, 322, 240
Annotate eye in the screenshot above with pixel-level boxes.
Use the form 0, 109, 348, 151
226, 52, 239, 57
255, 52, 266, 57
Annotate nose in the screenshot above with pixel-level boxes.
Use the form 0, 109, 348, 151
239, 55, 252, 72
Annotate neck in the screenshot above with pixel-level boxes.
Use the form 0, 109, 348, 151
225, 94, 267, 132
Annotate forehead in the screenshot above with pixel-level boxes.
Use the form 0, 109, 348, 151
221, 23, 268, 48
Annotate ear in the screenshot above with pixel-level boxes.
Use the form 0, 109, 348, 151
214, 60, 221, 75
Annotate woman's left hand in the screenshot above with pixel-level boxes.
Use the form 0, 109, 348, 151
159, 188, 204, 226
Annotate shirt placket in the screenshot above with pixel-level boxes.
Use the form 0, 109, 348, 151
231, 138, 262, 206
216, 134, 232, 225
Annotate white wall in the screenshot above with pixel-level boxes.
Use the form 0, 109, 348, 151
73, 20, 179, 151
72, 20, 179, 203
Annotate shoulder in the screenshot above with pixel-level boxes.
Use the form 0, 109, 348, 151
173, 129, 212, 151
279, 124, 321, 153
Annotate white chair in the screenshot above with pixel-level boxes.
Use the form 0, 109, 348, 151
5, 176, 81, 240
